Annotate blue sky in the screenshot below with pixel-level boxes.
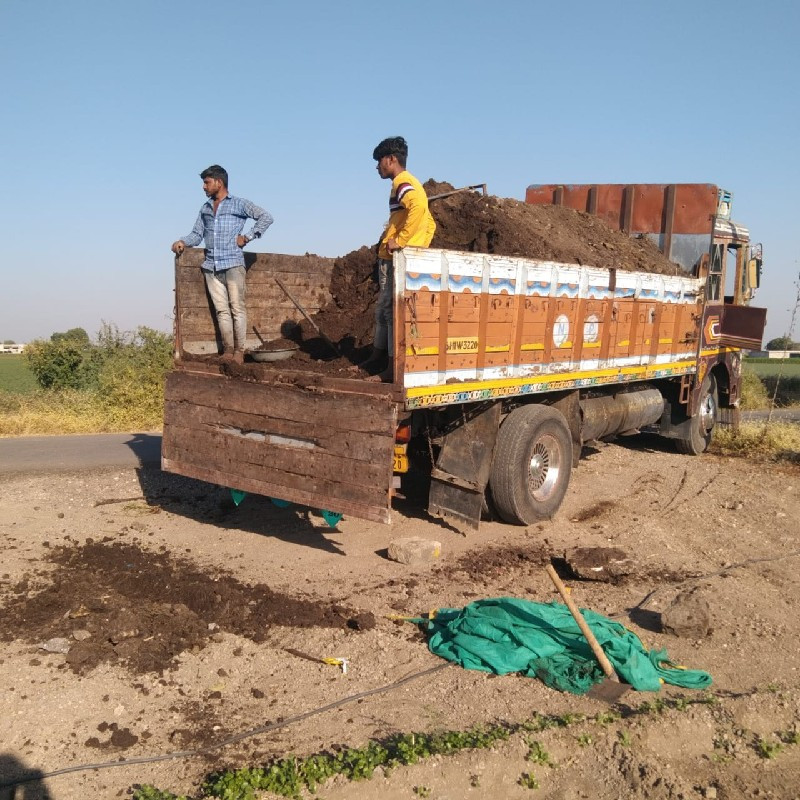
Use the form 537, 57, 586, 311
1, 0, 798, 344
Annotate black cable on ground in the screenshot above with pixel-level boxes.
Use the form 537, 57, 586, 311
0, 662, 452, 790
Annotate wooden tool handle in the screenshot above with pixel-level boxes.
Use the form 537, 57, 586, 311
545, 563, 617, 679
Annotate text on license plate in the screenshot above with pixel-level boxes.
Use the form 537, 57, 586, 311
393, 444, 409, 473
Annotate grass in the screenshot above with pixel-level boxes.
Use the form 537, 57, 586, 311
743, 358, 800, 377
0, 388, 164, 435
712, 421, 800, 463
0, 355, 38, 394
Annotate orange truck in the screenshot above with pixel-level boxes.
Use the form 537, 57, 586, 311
163, 183, 765, 531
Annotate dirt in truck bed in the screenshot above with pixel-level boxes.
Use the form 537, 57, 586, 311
233, 180, 686, 376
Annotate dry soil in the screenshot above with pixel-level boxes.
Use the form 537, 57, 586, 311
1, 437, 799, 799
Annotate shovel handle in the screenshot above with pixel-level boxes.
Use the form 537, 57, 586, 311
545, 563, 617, 679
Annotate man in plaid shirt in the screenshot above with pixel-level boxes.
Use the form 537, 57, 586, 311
172, 165, 273, 363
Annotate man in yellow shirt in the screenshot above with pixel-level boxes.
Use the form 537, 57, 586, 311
363, 136, 436, 383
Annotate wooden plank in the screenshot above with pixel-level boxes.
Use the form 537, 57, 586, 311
163, 422, 388, 492
164, 372, 395, 435
163, 403, 395, 465
161, 457, 391, 524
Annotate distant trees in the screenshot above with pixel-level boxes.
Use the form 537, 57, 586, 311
3, 339, 15, 345
765, 336, 798, 351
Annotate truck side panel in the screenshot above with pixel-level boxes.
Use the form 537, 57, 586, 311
175, 250, 334, 355
397, 248, 703, 410
163, 370, 398, 523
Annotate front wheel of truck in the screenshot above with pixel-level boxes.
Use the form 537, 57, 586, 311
489, 405, 573, 525
675, 373, 718, 456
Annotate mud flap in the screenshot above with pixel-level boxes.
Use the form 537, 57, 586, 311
428, 403, 501, 532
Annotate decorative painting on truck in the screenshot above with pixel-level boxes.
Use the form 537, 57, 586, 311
397, 248, 703, 410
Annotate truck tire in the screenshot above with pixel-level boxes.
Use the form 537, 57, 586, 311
489, 405, 573, 524
675, 373, 718, 455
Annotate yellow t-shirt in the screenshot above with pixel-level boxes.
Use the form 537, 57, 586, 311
378, 170, 436, 259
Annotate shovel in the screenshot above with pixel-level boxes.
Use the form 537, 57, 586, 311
274, 276, 340, 357
545, 563, 631, 702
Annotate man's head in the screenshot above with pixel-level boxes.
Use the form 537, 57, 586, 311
373, 136, 407, 179
200, 165, 228, 198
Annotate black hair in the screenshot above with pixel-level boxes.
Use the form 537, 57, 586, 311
200, 164, 228, 188
372, 136, 408, 168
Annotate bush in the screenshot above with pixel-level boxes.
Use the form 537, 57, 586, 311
24, 337, 101, 390
4, 324, 174, 434
713, 421, 800, 463
740, 370, 770, 409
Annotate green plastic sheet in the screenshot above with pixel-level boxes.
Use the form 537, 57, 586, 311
418, 598, 712, 695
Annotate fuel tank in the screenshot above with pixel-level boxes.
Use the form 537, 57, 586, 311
579, 388, 664, 442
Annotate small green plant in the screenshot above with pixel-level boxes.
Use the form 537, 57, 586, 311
779, 729, 800, 745
413, 786, 431, 798
618, 730, 632, 747
594, 711, 620, 726
525, 739, 553, 767
576, 733, 593, 747
132, 787, 188, 800
756, 737, 784, 760
518, 772, 539, 790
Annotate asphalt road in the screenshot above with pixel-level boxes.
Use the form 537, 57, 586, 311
0, 432, 162, 474
0, 411, 797, 475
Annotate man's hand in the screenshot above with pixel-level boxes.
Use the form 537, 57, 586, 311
386, 237, 400, 252
171, 240, 185, 255
236, 235, 248, 248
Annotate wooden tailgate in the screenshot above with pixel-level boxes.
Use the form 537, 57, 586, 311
163, 370, 398, 523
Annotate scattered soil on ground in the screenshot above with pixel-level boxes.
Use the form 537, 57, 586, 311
0, 540, 374, 675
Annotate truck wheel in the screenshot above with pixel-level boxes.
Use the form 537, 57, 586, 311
489, 405, 573, 524
675, 373, 718, 455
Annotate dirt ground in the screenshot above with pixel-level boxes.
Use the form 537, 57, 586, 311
1, 437, 799, 799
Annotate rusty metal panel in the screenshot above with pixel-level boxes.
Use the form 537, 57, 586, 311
525, 184, 718, 235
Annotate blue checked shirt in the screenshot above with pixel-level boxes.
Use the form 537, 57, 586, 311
182, 195, 273, 271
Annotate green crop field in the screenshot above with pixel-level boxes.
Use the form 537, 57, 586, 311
744, 359, 800, 378
0, 354, 38, 394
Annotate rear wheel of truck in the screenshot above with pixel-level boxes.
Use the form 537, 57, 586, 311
675, 373, 718, 455
489, 405, 573, 524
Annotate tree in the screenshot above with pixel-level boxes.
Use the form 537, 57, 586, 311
765, 336, 797, 351
51, 328, 90, 344
3, 339, 15, 345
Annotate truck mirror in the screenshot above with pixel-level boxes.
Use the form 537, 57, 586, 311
747, 258, 761, 290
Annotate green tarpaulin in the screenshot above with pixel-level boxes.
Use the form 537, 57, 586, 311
417, 598, 712, 695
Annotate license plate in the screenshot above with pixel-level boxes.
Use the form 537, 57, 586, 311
393, 444, 409, 473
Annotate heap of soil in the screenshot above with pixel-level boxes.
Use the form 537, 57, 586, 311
280, 181, 686, 372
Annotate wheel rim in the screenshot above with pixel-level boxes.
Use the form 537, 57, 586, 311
528, 433, 562, 501
699, 390, 717, 434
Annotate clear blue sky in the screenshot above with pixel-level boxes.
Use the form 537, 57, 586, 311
1, 0, 798, 344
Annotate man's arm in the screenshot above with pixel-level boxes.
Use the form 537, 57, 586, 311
391, 187, 428, 249
171, 211, 205, 254
242, 200, 274, 242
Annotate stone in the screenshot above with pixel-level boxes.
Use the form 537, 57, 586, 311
661, 588, 712, 637
40, 637, 71, 654
388, 537, 442, 565
72, 630, 92, 641
563, 547, 635, 582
